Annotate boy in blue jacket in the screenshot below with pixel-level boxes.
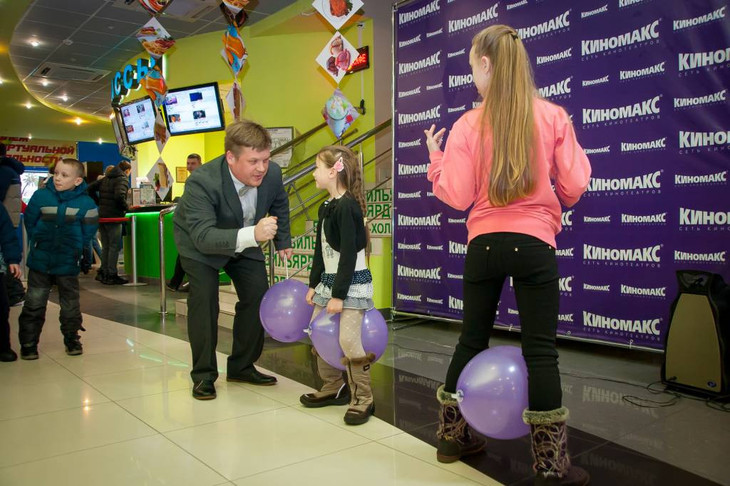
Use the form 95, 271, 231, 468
0, 204, 22, 361
18, 158, 99, 359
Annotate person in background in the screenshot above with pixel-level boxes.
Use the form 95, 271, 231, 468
424, 25, 591, 485
0, 142, 26, 307
87, 161, 131, 285
167, 153, 202, 292
299, 145, 375, 426
174, 120, 292, 400
0, 204, 22, 361
18, 158, 98, 359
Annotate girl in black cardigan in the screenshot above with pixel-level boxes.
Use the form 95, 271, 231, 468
299, 145, 375, 426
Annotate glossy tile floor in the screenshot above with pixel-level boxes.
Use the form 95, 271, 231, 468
1, 272, 728, 485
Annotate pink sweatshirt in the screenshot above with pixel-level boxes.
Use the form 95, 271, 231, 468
427, 97, 591, 247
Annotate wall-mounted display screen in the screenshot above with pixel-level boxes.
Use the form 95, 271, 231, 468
163, 82, 225, 136
119, 96, 156, 144
110, 107, 128, 152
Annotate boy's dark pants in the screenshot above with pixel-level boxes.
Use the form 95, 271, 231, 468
4, 271, 25, 304
18, 269, 82, 346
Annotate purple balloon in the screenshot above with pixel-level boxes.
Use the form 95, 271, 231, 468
259, 279, 312, 342
308, 308, 388, 370
456, 346, 529, 440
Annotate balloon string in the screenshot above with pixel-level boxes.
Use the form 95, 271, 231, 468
284, 255, 289, 279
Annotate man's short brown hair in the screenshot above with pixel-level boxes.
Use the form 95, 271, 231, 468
118, 161, 132, 172
224, 119, 271, 156
59, 158, 86, 178
187, 153, 201, 162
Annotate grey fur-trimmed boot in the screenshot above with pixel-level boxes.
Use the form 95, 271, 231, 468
436, 385, 486, 463
342, 353, 376, 425
300, 348, 350, 408
523, 407, 590, 485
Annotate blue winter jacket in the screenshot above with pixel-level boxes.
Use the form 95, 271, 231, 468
24, 179, 99, 276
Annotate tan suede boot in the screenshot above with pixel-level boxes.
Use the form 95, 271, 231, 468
436, 385, 486, 463
342, 353, 375, 425
523, 407, 590, 485
300, 349, 350, 408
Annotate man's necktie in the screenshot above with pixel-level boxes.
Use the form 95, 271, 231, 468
238, 186, 250, 198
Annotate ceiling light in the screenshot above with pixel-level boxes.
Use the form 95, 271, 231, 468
30, 39, 40, 47
61, 94, 69, 102
25, 102, 32, 109
0, 77, 4, 85
98, 138, 103, 144
41, 79, 49, 87
28, 134, 32, 140
109, 112, 115, 120
75, 117, 82, 125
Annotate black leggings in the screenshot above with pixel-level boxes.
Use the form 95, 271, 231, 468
444, 232, 562, 412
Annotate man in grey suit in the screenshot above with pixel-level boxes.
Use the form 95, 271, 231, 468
174, 119, 293, 400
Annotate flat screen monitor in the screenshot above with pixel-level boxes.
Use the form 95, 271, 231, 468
118, 96, 156, 144
163, 82, 225, 136
110, 107, 128, 152
20, 169, 49, 204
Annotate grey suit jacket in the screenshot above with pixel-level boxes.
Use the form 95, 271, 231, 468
173, 155, 291, 269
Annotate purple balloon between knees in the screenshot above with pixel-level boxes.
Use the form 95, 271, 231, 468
307, 308, 388, 371
259, 279, 312, 343
455, 345, 530, 440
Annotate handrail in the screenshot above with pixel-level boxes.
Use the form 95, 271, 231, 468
345, 118, 392, 150
279, 127, 359, 178
287, 147, 392, 222
270, 121, 328, 157
283, 119, 392, 187
267, 119, 392, 286
158, 205, 176, 314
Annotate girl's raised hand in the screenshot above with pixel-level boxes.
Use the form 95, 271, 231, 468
424, 124, 447, 153
305, 287, 315, 306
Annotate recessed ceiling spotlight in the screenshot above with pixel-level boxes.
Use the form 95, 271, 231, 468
41, 79, 49, 87
98, 138, 103, 144
0, 77, 4, 85
28, 134, 32, 140
61, 94, 69, 102
25, 102, 32, 109
75, 117, 82, 125
30, 39, 40, 47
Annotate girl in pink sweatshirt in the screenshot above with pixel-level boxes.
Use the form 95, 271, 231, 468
424, 24, 591, 486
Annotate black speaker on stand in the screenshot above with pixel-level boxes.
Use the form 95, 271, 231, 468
662, 270, 730, 398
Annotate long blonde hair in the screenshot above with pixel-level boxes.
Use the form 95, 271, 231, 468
473, 25, 537, 206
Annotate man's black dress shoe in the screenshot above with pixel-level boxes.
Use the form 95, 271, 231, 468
227, 368, 277, 386
192, 380, 216, 400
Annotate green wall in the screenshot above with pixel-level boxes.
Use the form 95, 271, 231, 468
126, 8, 391, 310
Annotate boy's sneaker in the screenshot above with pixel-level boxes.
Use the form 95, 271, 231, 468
20, 345, 39, 360
64, 337, 83, 356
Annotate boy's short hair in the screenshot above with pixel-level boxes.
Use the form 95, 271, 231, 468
118, 161, 132, 172
224, 120, 271, 157
59, 158, 86, 178
187, 153, 201, 162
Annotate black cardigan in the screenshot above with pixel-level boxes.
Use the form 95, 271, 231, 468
309, 195, 368, 299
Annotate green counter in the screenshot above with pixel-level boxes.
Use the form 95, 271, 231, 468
122, 211, 176, 280
122, 210, 232, 283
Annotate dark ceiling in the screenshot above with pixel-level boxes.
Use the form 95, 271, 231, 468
10, 0, 298, 119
